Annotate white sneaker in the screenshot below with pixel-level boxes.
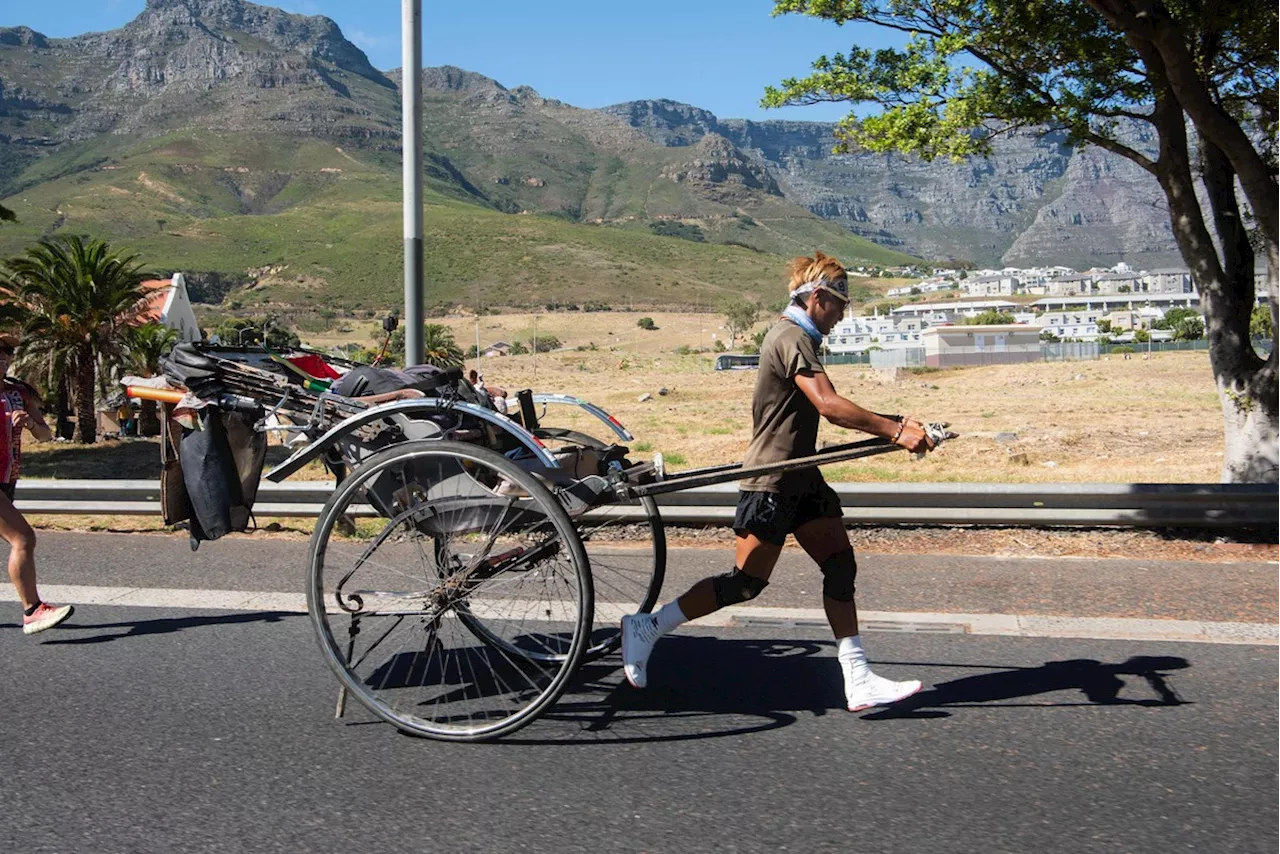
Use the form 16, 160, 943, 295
844, 672, 923, 712
620, 613, 661, 688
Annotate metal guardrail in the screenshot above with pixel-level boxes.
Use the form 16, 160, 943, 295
12, 479, 1277, 529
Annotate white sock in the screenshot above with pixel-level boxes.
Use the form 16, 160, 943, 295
838, 634, 870, 681
653, 600, 687, 635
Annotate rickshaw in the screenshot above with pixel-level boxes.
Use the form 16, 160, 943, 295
129, 343, 950, 742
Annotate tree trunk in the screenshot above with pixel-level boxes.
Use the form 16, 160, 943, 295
55, 375, 73, 440
1219, 381, 1279, 482
139, 399, 160, 437
1146, 81, 1279, 482
74, 345, 96, 444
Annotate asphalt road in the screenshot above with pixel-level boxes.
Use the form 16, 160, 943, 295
2, 607, 1275, 854
19, 530, 1280, 623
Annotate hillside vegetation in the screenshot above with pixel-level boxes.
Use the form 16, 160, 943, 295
0, 3, 917, 312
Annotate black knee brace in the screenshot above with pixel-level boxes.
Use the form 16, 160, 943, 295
712, 568, 769, 608
820, 549, 857, 602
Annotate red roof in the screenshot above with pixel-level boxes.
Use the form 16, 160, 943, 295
135, 278, 174, 325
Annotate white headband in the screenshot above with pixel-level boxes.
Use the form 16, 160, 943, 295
791, 276, 849, 303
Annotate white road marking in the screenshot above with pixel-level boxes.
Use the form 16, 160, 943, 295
4, 584, 1275, 645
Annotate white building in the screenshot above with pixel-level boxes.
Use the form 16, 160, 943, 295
962, 274, 1019, 297
890, 299, 1018, 321
1036, 310, 1104, 339
1141, 269, 1195, 294
1033, 293, 1200, 313
139, 273, 201, 343
922, 325, 1042, 367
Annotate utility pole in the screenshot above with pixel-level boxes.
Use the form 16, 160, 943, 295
401, 0, 424, 366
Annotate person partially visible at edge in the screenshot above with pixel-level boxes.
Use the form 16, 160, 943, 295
621, 252, 937, 713
0, 332, 74, 635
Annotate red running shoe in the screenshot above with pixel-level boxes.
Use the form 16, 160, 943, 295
23, 602, 74, 635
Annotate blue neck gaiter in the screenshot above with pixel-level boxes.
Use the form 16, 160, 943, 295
783, 304, 824, 344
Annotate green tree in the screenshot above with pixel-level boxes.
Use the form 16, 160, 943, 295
766, 0, 1277, 482
1134, 328, 1151, 343
423, 323, 465, 368
966, 310, 1016, 325
742, 326, 770, 355
637, 317, 657, 330
1252, 305, 1275, 340
3, 236, 149, 443
121, 322, 179, 436
0, 204, 15, 223
1173, 315, 1206, 341
383, 323, 464, 368
720, 298, 761, 348
1097, 320, 1113, 334
526, 334, 562, 354
1157, 307, 1201, 330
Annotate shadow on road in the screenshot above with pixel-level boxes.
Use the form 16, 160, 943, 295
38, 610, 299, 644
861, 655, 1192, 720
503, 638, 1192, 744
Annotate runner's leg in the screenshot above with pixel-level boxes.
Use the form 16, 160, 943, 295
0, 490, 39, 608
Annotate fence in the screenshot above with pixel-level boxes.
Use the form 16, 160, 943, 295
1099, 339, 1274, 357
822, 337, 1273, 367
1042, 341, 1102, 361
868, 348, 926, 369
12, 480, 1277, 530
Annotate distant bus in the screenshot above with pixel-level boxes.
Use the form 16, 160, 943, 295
714, 353, 760, 371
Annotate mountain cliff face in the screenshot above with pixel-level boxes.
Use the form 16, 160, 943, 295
0, 0, 396, 172
0, 0, 1183, 284
602, 100, 1178, 268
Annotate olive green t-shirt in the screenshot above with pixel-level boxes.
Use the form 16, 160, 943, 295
739, 318, 825, 493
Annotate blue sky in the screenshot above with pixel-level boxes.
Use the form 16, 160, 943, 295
0, 0, 902, 122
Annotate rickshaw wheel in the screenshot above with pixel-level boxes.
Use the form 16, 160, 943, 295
525, 430, 666, 661
306, 440, 592, 742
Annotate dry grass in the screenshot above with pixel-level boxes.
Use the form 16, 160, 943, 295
26, 311, 1226, 485
445, 346, 1225, 484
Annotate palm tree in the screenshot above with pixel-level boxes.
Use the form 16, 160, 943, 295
3, 236, 149, 443
422, 323, 464, 369
121, 322, 178, 436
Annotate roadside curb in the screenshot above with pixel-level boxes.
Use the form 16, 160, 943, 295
6, 584, 1275, 646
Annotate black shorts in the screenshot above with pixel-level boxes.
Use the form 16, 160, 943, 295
0, 482, 13, 502
733, 479, 843, 546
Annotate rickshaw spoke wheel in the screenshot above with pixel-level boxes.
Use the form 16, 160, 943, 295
307, 440, 592, 742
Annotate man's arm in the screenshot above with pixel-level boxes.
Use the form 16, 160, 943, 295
793, 370, 934, 453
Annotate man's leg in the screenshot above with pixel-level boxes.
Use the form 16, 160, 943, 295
621, 492, 789, 688
793, 515, 922, 712
675, 533, 782, 620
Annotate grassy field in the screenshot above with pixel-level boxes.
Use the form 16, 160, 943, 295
20, 308, 1228, 486
427, 346, 1225, 484
29, 341, 1228, 488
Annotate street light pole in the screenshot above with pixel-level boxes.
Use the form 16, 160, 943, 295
401, 0, 424, 366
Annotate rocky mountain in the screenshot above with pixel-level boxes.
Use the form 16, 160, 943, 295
0, 0, 1183, 312
601, 100, 1178, 268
